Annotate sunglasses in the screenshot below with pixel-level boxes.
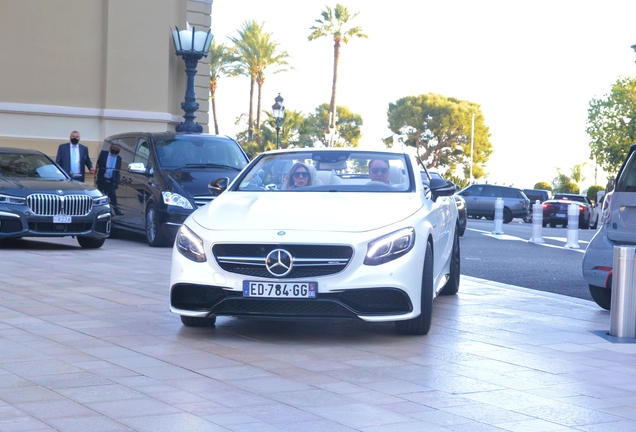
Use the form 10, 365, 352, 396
293, 171, 309, 178
370, 167, 388, 175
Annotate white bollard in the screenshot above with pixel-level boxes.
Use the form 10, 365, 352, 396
564, 202, 580, 249
492, 197, 504, 234
529, 200, 544, 243
609, 246, 636, 338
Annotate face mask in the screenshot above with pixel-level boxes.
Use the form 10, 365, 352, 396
70, 138, 79, 144
110, 149, 120, 155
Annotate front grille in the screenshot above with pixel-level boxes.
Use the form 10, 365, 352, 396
26, 194, 92, 216
212, 243, 354, 278
171, 284, 412, 318
193, 195, 215, 207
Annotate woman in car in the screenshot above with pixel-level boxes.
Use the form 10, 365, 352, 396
283, 162, 315, 189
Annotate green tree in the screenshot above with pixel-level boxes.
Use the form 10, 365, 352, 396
533, 181, 552, 191
209, 40, 237, 135
304, 103, 362, 147
385, 93, 493, 177
230, 20, 289, 141
586, 185, 605, 205
586, 76, 636, 174
259, 109, 311, 152
308, 3, 368, 131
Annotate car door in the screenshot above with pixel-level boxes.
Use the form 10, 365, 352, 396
607, 148, 636, 242
459, 185, 485, 217
478, 185, 498, 216
109, 136, 136, 227
127, 137, 152, 229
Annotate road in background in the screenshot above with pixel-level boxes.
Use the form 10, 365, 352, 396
460, 218, 599, 301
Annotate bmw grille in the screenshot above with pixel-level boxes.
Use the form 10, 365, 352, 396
26, 194, 93, 216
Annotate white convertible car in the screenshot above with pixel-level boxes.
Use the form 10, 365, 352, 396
169, 149, 460, 335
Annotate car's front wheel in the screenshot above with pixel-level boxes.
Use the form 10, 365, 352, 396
589, 284, 611, 310
180, 315, 217, 327
395, 241, 434, 335
145, 202, 168, 247
77, 236, 105, 249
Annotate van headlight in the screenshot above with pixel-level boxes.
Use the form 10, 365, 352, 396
162, 191, 193, 209
176, 224, 206, 262
364, 227, 415, 266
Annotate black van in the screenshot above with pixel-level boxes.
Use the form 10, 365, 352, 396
96, 132, 249, 246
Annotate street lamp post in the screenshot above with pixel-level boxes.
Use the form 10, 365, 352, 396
272, 93, 285, 149
171, 26, 213, 133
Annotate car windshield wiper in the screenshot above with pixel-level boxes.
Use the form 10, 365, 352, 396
183, 163, 242, 171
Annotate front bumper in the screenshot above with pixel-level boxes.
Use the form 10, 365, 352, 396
0, 207, 111, 239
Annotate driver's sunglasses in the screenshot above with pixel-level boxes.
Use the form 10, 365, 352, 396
293, 171, 309, 178
371, 167, 388, 175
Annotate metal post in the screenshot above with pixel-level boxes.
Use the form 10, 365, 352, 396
492, 197, 504, 234
275, 119, 281, 150
529, 200, 544, 243
175, 55, 203, 133
609, 246, 636, 338
564, 202, 580, 249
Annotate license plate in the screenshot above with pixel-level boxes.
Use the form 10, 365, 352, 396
243, 281, 317, 298
556, 213, 566, 218
53, 215, 72, 223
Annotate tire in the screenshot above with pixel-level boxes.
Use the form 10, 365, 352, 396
503, 208, 513, 224
549, 222, 557, 228
77, 236, 105, 249
180, 315, 217, 327
458, 226, 465, 237
580, 216, 590, 230
542, 220, 548, 227
589, 284, 611, 310
440, 229, 460, 295
395, 241, 434, 335
145, 202, 168, 247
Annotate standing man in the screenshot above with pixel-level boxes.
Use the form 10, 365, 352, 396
56, 131, 95, 182
95, 143, 122, 213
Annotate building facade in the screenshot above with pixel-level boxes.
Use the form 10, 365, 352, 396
0, 0, 212, 163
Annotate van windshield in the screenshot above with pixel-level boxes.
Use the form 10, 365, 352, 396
154, 136, 248, 171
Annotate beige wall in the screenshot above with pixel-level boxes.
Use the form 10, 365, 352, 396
0, 0, 212, 162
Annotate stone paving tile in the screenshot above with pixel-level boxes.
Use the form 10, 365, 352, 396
1, 237, 636, 431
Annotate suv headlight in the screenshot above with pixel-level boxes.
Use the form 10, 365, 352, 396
364, 227, 415, 266
162, 191, 193, 210
93, 195, 109, 206
0, 194, 26, 205
176, 224, 206, 262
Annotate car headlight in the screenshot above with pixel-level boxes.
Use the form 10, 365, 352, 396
0, 194, 26, 205
364, 227, 415, 266
454, 197, 465, 211
176, 224, 206, 262
162, 191, 193, 209
93, 195, 109, 206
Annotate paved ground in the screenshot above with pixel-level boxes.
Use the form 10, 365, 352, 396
1, 235, 636, 431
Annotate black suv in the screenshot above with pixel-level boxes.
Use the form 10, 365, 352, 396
96, 132, 249, 246
522, 189, 551, 222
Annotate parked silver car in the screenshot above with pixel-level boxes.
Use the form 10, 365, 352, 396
582, 143, 636, 309
457, 184, 530, 223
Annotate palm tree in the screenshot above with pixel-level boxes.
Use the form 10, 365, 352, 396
229, 20, 289, 141
209, 40, 237, 134
308, 3, 368, 131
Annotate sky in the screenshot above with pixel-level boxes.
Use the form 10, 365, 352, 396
208, 0, 636, 190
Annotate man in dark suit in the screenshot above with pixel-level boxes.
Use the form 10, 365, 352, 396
96, 143, 122, 213
56, 130, 95, 182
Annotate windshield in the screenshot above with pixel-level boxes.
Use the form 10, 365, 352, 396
154, 136, 248, 170
0, 152, 67, 179
236, 151, 412, 192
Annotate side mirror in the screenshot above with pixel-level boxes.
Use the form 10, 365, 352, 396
429, 177, 456, 200
209, 177, 230, 196
128, 162, 146, 174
